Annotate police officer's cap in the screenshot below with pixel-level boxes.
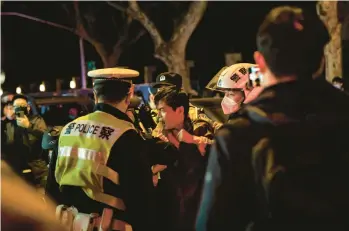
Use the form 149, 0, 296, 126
151, 72, 182, 91
88, 67, 139, 85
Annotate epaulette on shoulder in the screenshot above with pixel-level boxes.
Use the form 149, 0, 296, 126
196, 113, 211, 123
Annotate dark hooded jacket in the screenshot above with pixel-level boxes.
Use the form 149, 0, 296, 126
197, 78, 349, 231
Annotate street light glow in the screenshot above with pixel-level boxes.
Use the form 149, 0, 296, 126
0, 72, 5, 85
16, 86, 22, 94
70, 78, 76, 89
39, 82, 46, 92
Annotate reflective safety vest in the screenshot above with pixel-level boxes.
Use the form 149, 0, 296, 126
55, 110, 136, 211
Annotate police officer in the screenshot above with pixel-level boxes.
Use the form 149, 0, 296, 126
214, 63, 263, 122
54, 68, 157, 231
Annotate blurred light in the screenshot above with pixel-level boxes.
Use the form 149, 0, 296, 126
0, 88, 3, 96
70, 78, 76, 89
39, 82, 46, 92
16, 86, 22, 94
0, 71, 5, 85
87, 61, 96, 71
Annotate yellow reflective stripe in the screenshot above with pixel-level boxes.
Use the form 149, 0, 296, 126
95, 165, 120, 185
84, 188, 125, 211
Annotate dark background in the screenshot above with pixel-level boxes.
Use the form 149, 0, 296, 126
1, 1, 318, 93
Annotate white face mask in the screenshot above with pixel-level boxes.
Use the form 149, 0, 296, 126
333, 83, 343, 90
221, 96, 240, 115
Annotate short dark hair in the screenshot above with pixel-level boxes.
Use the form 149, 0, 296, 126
93, 80, 131, 103
12, 94, 29, 104
332, 76, 343, 84
154, 87, 189, 118
257, 6, 330, 78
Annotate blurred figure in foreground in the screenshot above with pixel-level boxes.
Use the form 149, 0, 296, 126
1, 160, 67, 231
197, 6, 349, 231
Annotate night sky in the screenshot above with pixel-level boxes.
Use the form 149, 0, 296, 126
1, 1, 317, 93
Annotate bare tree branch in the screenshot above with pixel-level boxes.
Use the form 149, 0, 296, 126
170, 1, 208, 48
1, 12, 78, 35
106, 1, 127, 12
73, 1, 96, 44
61, 3, 76, 28
128, 29, 147, 45
107, 0, 164, 49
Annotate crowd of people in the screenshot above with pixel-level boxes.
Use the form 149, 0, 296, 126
1, 5, 349, 231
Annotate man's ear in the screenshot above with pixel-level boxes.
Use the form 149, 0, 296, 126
125, 92, 132, 105
125, 84, 135, 105
176, 106, 184, 116
27, 105, 31, 113
129, 84, 135, 99
254, 51, 267, 73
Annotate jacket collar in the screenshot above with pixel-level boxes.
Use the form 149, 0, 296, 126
94, 103, 134, 124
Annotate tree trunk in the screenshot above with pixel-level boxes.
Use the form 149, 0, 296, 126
338, 1, 349, 88
155, 44, 198, 95
317, 1, 342, 82
101, 50, 122, 68
123, 1, 208, 95
94, 43, 122, 68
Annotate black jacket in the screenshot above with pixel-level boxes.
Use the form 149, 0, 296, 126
197, 79, 349, 231
1, 114, 47, 173
56, 103, 157, 231
151, 117, 214, 231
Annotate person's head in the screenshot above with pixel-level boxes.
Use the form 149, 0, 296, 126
332, 76, 344, 90
216, 63, 262, 114
68, 107, 79, 120
93, 80, 133, 113
154, 87, 189, 130
3, 103, 14, 120
12, 94, 30, 118
88, 68, 139, 113
152, 72, 183, 92
1, 92, 15, 104
2, 92, 15, 120
254, 6, 330, 86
